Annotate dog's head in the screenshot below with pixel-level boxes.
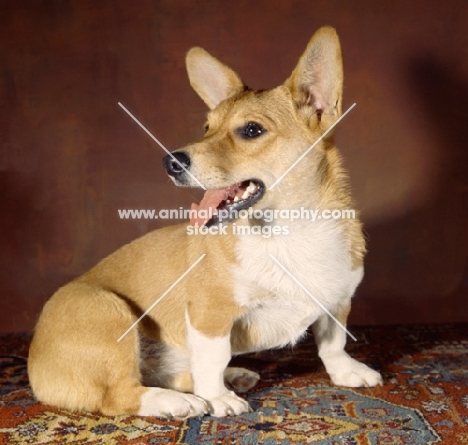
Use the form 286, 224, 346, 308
163, 27, 344, 226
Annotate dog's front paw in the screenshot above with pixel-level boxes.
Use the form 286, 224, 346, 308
206, 391, 251, 417
329, 358, 383, 388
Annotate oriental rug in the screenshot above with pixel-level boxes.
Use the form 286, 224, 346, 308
1, 324, 467, 444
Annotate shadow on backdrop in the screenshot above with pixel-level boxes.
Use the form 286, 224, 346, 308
356, 55, 468, 325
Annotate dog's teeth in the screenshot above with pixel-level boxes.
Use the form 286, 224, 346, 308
247, 181, 257, 193
241, 190, 250, 200
226, 199, 231, 204
233, 196, 240, 202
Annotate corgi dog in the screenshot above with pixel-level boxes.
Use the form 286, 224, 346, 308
28, 26, 382, 419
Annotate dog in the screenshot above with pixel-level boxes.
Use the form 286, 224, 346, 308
28, 26, 382, 419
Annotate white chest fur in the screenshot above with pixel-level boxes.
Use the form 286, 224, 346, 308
232, 219, 363, 353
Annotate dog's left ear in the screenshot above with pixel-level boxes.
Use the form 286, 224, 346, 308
285, 27, 343, 128
186, 47, 245, 110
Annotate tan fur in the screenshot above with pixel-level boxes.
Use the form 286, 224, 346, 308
28, 27, 380, 418
171, 372, 193, 393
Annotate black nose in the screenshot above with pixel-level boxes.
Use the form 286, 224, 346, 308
163, 152, 191, 177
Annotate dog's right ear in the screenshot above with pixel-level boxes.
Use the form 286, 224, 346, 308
186, 47, 245, 110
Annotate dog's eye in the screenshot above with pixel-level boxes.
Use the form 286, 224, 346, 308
240, 122, 265, 139
204, 123, 209, 134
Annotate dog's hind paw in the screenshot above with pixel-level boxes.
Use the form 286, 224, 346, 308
138, 388, 209, 419
224, 367, 260, 393
206, 391, 251, 417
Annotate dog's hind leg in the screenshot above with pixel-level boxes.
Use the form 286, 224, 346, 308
102, 378, 207, 418
224, 367, 260, 393
84, 291, 208, 418
167, 367, 260, 395
29, 284, 208, 418
312, 299, 382, 387
101, 335, 208, 418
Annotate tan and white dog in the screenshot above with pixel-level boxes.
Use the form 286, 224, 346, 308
28, 26, 382, 419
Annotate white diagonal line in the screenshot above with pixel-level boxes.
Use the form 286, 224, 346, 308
117, 253, 206, 343
268, 254, 357, 341
118, 102, 207, 190
268, 103, 356, 190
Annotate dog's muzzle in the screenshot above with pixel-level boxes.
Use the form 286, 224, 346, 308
163, 152, 191, 180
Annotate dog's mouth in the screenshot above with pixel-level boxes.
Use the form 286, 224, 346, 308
190, 179, 265, 227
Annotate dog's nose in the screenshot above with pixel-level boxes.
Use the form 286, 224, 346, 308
163, 152, 191, 177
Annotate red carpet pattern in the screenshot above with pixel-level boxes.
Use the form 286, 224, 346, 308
1, 324, 467, 444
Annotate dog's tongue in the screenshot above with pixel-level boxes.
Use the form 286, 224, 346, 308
190, 186, 235, 227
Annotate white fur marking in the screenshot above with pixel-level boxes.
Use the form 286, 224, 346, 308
269, 253, 357, 341
138, 387, 207, 418
185, 313, 250, 416
314, 311, 383, 388
185, 313, 231, 400
233, 219, 359, 352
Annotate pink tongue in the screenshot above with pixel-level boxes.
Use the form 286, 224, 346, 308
190, 186, 236, 227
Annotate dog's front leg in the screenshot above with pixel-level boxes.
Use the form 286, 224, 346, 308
313, 301, 383, 387
185, 310, 250, 417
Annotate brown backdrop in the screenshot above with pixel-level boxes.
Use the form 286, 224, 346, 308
1, 0, 467, 333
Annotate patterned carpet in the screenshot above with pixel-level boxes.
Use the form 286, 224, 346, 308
1, 324, 467, 444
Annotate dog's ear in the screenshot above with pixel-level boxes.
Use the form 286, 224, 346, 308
186, 47, 245, 110
285, 27, 343, 127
